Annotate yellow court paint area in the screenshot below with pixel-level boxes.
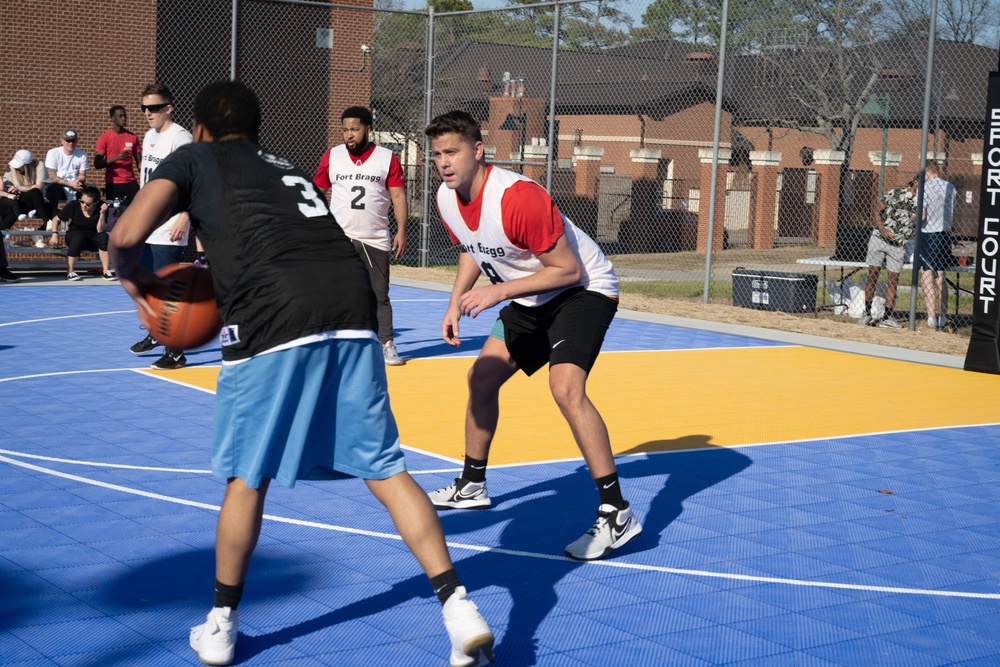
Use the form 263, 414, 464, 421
143, 365, 222, 390
142, 347, 1000, 466
385, 347, 1000, 464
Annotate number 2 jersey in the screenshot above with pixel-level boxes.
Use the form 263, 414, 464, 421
149, 140, 377, 362
436, 165, 618, 307
313, 143, 405, 252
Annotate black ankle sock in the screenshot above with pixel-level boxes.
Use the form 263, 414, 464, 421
595, 473, 626, 509
430, 568, 462, 605
462, 456, 488, 484
214, 579, 245, 610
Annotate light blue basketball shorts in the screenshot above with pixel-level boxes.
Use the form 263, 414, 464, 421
212, 336, 406, 489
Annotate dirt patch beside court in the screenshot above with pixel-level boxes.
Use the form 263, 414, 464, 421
391, 265, 971, 358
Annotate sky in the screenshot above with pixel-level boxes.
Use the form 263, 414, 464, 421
395, 0, 656, 21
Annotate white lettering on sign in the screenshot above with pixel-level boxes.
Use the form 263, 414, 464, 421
980, 221, 999, 314
977, 111, 1000, 315
981, 276, 996, 299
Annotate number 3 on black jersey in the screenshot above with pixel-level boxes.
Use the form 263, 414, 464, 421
480, 261, 504, 285
282, 176, 329, 218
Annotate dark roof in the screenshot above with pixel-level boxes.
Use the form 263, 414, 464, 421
725, 37, 996, 128
373, 37, 996, 130
425, 40, 720, 115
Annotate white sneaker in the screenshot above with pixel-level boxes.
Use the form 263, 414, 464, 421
442, 587, 495, 667
66, 272, 82, 281
35, 238, 45, 248
858, 313, 873, 326
190, 606, 238, 666
27, 210, 36, 218
565, 503, 642, 561
878, 317, 903, 329
383, 340, 405, 366
17, 214, 26, 221
428, 478, 491, 510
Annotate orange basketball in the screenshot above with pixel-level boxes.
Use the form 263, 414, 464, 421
138, 263, 222, 350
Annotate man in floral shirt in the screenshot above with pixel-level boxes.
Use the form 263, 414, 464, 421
859, 181, 916, 328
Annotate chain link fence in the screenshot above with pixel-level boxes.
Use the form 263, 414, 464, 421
30, 0, 993, 332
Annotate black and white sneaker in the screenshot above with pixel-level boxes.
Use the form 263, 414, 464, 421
102, 271, 118, 281
130, 334, 160, 355
565, 503, 642, 561
428, 478, 491, 510
151, 349, 186, 370
0, 269, 21, 283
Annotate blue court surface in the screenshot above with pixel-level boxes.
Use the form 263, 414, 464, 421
2, 281, 1000, 666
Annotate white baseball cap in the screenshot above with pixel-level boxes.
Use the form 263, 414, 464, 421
9, 149, 33, 169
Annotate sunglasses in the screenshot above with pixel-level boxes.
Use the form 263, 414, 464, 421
140, 102, 170, 113
81, 200, 99, 207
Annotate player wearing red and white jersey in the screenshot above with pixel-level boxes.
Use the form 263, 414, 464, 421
424, 110, 642, 562
314, 106, 408, 366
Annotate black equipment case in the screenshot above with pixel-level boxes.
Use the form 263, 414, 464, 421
732, 267, 818, 313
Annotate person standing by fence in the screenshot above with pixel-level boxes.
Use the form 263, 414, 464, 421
918, 161, 956, 330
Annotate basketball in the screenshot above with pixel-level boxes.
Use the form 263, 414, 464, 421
138, 263, 222, 350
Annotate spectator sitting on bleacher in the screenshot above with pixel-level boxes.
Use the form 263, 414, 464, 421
45, 130, 88, 208
48, 185, 116, 282
1, 182, 19, 229
4, 150, 52, 227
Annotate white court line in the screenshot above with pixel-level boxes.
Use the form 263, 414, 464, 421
0, 449, 211, 473
0, 367, 142, 383
3, 452, 998, 600
0, 310, 135, 327
0, 447, 458, 476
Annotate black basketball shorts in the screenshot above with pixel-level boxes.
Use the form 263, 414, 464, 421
495, 287, 618, 376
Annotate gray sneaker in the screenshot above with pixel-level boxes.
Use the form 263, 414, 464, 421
383, 341, 405, 366
878, 317, 903, 329
858, 313, 873, 326
565, 503, 642, 561
428, 478, 491, 510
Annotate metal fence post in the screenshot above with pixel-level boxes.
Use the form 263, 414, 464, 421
544, 0, 560, 192
908, 0, 939, 329
702, 0, 729, 304
230, 0, 240, 81
420, 6, 435, 268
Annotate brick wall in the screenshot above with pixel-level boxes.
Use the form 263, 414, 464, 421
1, 0, 371, 185
1, 1, 156, 179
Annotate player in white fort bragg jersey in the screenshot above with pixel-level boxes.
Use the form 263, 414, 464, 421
129, 83, 194, 370
313, 106, 408, 366
423, 110, 642, 562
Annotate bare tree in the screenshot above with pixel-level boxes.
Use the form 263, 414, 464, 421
879, 0, 1000, 45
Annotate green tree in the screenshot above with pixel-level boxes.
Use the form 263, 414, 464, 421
502, 0, 632, 50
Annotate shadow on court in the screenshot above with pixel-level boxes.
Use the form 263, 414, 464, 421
434, 440, 753, 664
402, 334, 490, 360
119, 439, 750, 665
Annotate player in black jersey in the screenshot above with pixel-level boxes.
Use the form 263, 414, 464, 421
109, 80, 495, 667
